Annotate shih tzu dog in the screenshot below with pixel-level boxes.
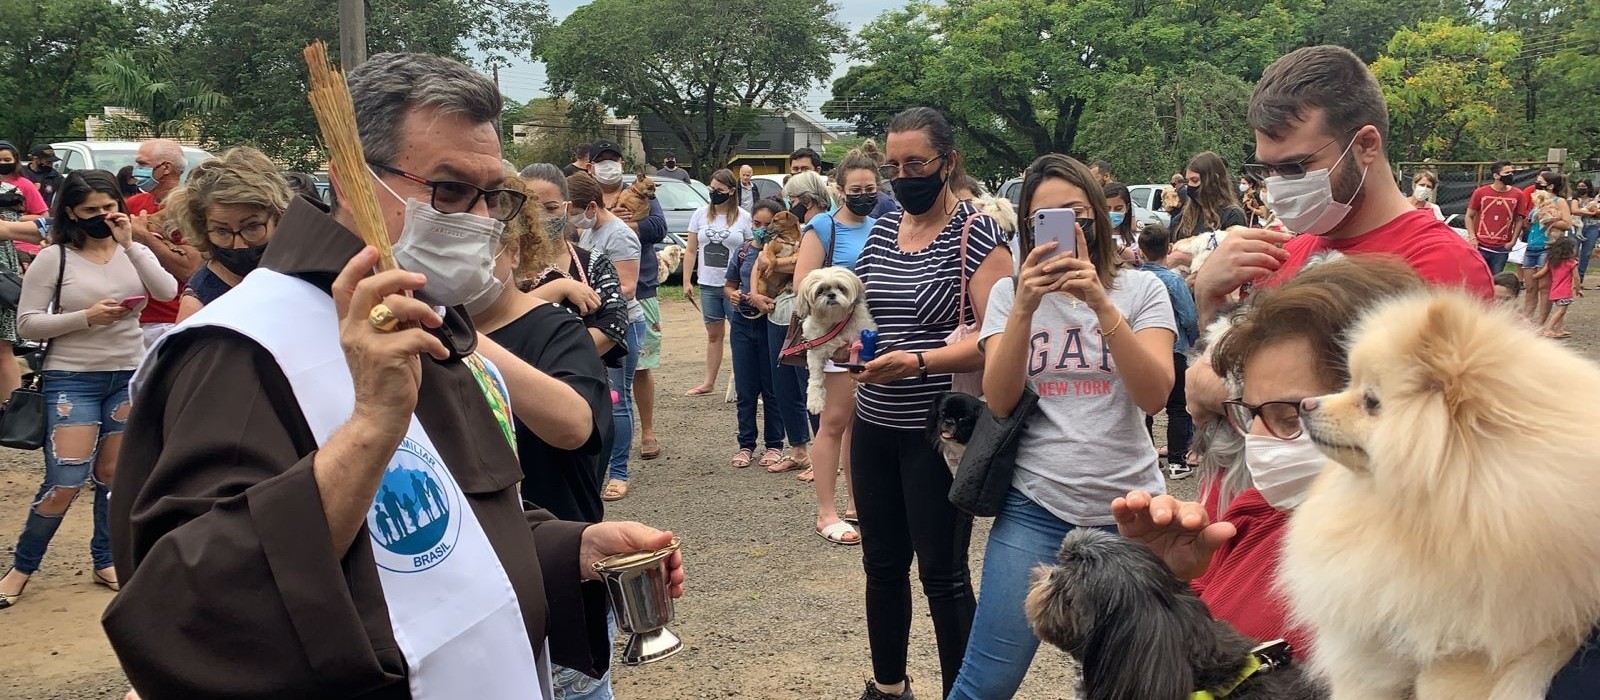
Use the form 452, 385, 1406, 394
794, 267, 875, 414
1026, 529, 1323, 700
926, 391, 984, 475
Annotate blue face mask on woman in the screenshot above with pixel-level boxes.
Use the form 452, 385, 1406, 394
1109, 211, 1126, 228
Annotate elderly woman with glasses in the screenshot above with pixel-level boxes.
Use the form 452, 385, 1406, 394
1112, 255, 1422, 663
169, 148, 292, 322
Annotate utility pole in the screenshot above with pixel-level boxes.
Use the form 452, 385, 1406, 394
339, 0, 367, 72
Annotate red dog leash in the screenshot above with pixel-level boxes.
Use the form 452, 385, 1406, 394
780, 317, 852, 360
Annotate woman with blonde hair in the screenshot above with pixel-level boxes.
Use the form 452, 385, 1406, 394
168, 147, 290, 322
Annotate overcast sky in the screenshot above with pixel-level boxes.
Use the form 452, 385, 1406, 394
494, 0, 906, 119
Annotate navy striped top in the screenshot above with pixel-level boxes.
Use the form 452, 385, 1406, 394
854, 201, 1003, 430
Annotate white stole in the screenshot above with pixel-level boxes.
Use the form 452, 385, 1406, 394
139, 269, 550, 699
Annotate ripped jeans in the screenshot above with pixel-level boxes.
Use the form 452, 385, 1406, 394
10, 370, 132, 574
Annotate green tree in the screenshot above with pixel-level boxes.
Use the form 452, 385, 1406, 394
1304, 0, 1474, 62
1371, 19, 1520, 160
92, 49, 227, 139
541, 0, 847, 176
1076, 63, 1255, 185
155, 0, 550, 170
0, 0, 148, 148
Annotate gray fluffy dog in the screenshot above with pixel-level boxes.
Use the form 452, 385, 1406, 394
1025, 529, 1325, 700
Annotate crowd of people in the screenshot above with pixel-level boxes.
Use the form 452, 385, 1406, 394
0, 39, 1596, 700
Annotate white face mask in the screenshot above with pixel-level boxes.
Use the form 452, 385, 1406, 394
374, 171, 506, 308
1264, 136, 1368, 236
593, 160, 623, 184
1243, 432, 1326, 510
1413, 185, 1434, 203
464, 247, 514, 316
569, 203, 598, 231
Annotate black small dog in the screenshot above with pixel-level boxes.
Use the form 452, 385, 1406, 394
1026, 529, 1325, 700
926, 392, 984, 472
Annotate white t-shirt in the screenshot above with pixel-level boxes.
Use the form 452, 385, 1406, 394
979, 270, 1177, 526
688, 207, 752, 287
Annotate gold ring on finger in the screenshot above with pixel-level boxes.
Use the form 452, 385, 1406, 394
368, 303, 400, 333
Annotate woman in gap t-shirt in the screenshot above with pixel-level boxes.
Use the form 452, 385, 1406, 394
947, 155, 1176, 699
682, 168, 753, 397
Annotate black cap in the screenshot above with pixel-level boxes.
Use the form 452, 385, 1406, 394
664, 152, 677, 160
29, 145, 58, 161
592, 141, 623, 160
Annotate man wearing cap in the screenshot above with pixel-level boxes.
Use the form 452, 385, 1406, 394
655, 152, 690, 183
23, 146, 65, 207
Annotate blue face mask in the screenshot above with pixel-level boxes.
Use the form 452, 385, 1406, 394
131, 165, 154, 180
1109, 211, 1126, 228
752, 227, 770, 244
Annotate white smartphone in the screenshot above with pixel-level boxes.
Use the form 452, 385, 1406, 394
1033, 208, 1078, 259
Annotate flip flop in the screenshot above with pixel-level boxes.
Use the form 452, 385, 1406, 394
815, 520, 861, 545
685, 386, 715, 396
757, 448, 784, 468
768, 454, 807, 474
640, 438, 662, 460
730, 449, 754, 468
602, 480, 629, 502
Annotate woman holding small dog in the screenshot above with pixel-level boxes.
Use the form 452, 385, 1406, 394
946, 154, 1177, 700
1113, 256, 1424, 662
723, 199, 804, 470
848, 107, 1014, 700
683, 169, 753, 398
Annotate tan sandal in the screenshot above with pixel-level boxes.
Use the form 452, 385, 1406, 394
93, 568, 120, 592
768, 454, 807, 474
0, 568, 28, 610
731, 449, 755, 468
602, 480, 630, 502
757, 448, 784, 468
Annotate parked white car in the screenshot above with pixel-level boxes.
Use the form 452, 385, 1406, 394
50, 140, 214, 181
1002, 177, 1168, 230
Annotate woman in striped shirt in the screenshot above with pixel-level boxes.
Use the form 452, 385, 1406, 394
848, 107, 1013, 700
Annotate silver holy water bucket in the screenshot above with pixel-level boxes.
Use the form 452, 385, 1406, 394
592, 538, 682, 665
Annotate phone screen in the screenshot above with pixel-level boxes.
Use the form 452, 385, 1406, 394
1033, 208, 1078, 259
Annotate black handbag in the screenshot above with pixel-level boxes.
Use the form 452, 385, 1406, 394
948, 385, 1040, 517
0, 269, 21, 310
0, 248, 64, 450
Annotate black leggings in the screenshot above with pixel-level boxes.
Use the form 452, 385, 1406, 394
1145, 352, 1192, 459
850, 417, 976, 696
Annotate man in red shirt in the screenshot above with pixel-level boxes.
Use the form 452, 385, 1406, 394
1464, 160, 1531, 273
125, 138, 200, 346
1194, 52, 1493, 323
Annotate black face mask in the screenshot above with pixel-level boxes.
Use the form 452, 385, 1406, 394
845, 192, 876, 217
1497, 174, 1515, 185
891, 170, 947, 216
1185, 184, 1200, 199
709, 190, 731, 205
0, 163, 17, 176
665, 160, 677, 169
789, 200, 810, 221
80, 215, 114, 239
213, 244, 268, 277
33, 162, 51, 172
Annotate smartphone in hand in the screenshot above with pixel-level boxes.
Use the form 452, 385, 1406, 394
1033, 208, 1078, 259
120, 295, 147, 310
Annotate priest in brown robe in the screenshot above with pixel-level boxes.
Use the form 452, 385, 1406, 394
103, 52, 684, 699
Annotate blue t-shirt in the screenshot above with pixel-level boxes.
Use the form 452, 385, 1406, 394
724, 240, 762, 317
805, 210, 875, 271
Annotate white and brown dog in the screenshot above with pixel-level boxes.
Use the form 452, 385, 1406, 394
794, 268, 875, 414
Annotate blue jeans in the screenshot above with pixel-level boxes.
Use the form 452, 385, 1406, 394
947, 489, 1117, 700
729, 313, 783, 450
552, 609, 617, 699
1580, 224, 1600, 281
764, 319, 814, 445
1481, 246, 1510, 275
607, 319, 645, 483
697, 284, 731, 324
12, 370, 132, 574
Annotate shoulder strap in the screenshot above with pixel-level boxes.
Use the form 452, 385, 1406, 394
956, 209, 991, 326
31, 245, 67, 382
566, 242, 590, 286
824, 218, 839, 268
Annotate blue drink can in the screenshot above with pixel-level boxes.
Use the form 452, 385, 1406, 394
859, 329, 878, 363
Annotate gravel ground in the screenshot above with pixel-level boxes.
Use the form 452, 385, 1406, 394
1, 290, 1594, 700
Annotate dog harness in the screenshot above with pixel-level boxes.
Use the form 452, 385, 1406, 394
1189, 639, 1292, 700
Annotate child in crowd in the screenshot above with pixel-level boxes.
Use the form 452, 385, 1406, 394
1540, 235, 1581, 339
1493, 271, 1523, 306
1136, 224, 1200, 478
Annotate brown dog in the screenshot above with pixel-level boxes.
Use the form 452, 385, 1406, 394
758, 211, 803, 297
615, 174, 656, 223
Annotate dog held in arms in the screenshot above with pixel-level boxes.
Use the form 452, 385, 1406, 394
758, 211, 804, 297
1283, 290, 1600, 700
615, 173, 656, 223
1028, 528, 1323, 700
794, 267, 874, 414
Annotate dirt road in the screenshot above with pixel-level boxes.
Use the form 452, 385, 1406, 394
2, 291, 1594, 699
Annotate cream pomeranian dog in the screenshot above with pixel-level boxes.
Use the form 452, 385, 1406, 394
793, 267, 874, 414
1283, 290, 1600, 700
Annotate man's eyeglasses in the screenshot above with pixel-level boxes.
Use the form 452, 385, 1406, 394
207, 221, 270, 247
1222, 399, 1305, 440
369, 161, 527, 222
1243, 127, 1365, 181
879, 153, 947, 180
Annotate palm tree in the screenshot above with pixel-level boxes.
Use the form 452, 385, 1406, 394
92, 49, 227, 140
